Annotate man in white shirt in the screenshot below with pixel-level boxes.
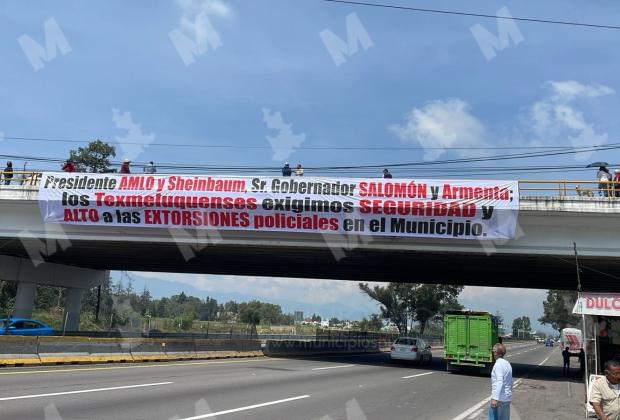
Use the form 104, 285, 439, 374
488, 343, 512, 420
590, 360, 620, 420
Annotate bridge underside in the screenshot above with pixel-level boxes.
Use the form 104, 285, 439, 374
1, 238, 618, 292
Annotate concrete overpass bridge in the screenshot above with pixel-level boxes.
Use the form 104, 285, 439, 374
1, 178, 620, 328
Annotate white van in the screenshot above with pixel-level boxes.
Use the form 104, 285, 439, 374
561, 328, 583, 354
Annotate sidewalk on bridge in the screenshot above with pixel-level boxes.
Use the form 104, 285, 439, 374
470, 348, 586, 420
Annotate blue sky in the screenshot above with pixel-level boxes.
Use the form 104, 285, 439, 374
2, 0, 617, 332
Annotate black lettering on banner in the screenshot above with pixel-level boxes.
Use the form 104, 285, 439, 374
251, 178, 267, 192
482, 205, 494, 220
102, 212, 113, 223
343, 219, 364, 232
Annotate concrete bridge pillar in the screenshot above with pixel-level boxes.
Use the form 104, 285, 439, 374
0, 255, 108, 331
63, 287, 84, 332
14, 281, 36, 318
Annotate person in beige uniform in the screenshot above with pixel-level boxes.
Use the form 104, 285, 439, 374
591, 360, 620, 420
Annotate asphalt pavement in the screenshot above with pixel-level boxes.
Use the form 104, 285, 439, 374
0, 342, 567, 420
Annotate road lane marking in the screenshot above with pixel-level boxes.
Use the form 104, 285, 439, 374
451, 360, 539, 420
312, 364, 355, 371
0, 381, 173, 401
0, 358, 279, 376
538, 355, 551, 366
467, 408, 482, 419
402, 372, 434, 379
451, 396, 490, 420
177, 395, 310, 419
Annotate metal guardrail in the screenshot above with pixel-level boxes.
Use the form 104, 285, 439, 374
63, 330, 403, 341
62, 330, 259, 339
2, 172, 620, 198
518, 179, 619, 198
0, 170, 41, 186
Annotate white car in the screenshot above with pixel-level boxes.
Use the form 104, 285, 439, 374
390, 337, 433, 364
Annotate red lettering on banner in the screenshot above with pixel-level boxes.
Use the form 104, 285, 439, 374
586, 297, 594, 309
442, 185, 509, 200
358, 182, 427, 198
358, 200, 474, 217
64, 208, 99, 222
612, 298, 620, 310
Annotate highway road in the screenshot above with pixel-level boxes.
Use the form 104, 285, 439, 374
0, 343, 556, 420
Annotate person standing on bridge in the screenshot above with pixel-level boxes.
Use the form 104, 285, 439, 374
282, 162, 292, 177
614, 170, 620, 198
120, 159, 131, 174
143, 161, 156, 174
598, 166, 612, 197
488, 343, 512, 420
61, 159, 75, 173
2, 161, 13, 185
383, 168, 392, 179
590, 359, 620, 420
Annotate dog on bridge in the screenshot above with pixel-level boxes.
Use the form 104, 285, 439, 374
575, 185, 594, 197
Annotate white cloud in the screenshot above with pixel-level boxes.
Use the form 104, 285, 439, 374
548, 80, 614, 102
528, 81, 614, 160
176, 0, 231, 41
177, 0, 231, 20
389, 98, 486, 161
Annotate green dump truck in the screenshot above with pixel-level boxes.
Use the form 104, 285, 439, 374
444, 310, 501, 374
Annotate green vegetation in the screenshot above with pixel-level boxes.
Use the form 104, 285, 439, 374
68, 139, 116, 173
358, 282, 463, 335
0, 274, 297, 332
539, 290, 580, 333
512, 316, 532, 338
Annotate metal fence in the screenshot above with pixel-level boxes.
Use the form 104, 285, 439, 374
62, 325, 258, 339
60, 329, 426, 343
4, 173, 620, 199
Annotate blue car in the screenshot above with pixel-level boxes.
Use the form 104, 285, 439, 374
0, 318, 55, 336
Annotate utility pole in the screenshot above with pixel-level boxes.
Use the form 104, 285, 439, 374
95, 285, 101, 322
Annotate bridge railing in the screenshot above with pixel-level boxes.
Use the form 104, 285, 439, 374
0, 170, 42, 187
2, 172, 619, 199
518, 179, 618, 198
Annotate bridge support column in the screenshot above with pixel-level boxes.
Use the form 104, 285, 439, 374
0, 255, 108, 331
63, 288, 84, 332
14, 281, 36, 318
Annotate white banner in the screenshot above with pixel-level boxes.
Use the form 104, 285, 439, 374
573, 292, 620, 316
37, 173, 520, 240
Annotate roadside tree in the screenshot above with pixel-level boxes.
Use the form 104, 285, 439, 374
69, 139, 116, 173
538, 290, 580, 332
